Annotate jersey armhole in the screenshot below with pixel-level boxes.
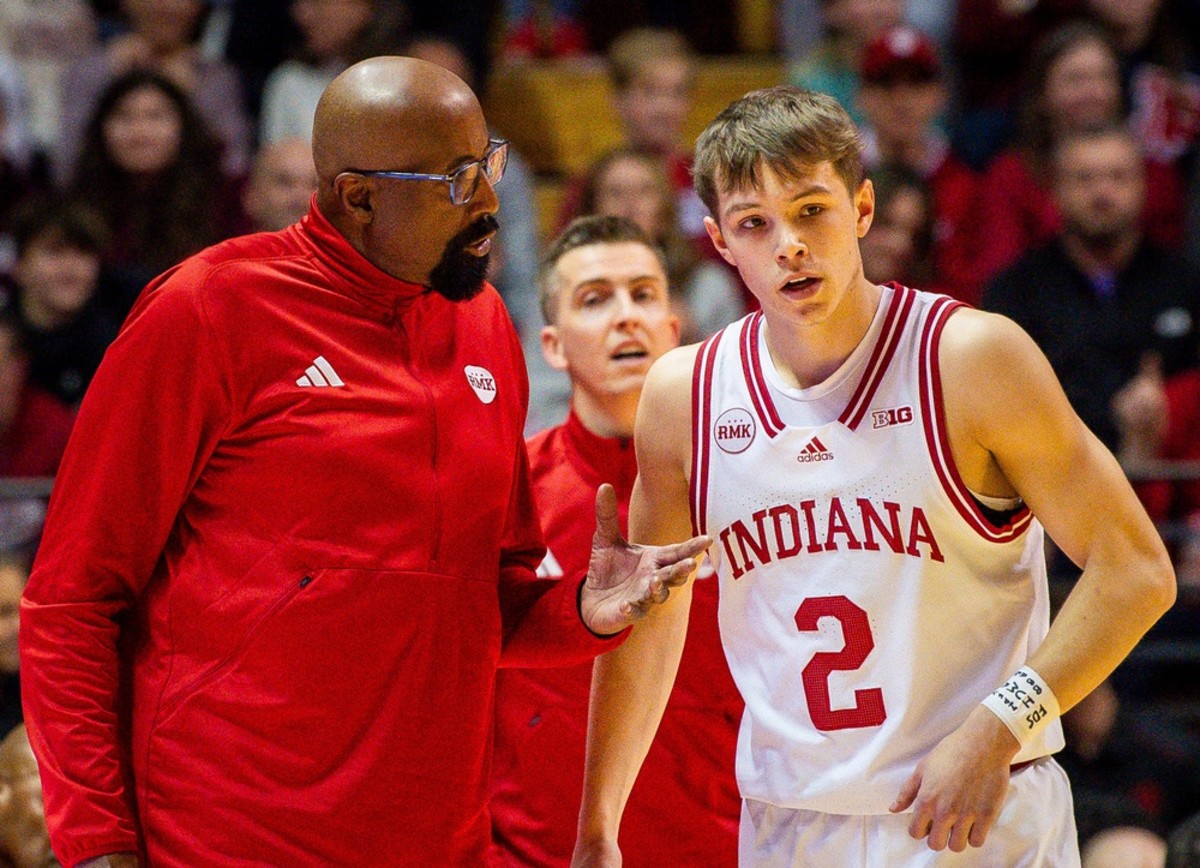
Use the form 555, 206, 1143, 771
690, 331, 724, 537
918, 299, 1033, 543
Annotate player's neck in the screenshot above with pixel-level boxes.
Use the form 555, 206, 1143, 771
763, 278, 883, 390
571, 388, 638, 440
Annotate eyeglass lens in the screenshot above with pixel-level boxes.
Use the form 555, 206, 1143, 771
450, 142, 509, 205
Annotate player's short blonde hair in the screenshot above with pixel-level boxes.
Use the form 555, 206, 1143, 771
693, 86, 863, 221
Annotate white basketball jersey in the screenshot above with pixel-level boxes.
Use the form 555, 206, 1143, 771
691, 284, 1064, 815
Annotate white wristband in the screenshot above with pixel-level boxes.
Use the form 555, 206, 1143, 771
980, 666, 1060, 747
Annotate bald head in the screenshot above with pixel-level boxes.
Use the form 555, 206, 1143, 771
313, 56, 483, 192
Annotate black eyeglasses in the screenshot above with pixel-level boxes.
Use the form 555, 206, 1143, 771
343, 139, 509, 205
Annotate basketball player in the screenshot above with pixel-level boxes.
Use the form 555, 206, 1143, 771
572, 86, 1176, 866
491, 215, 742, 866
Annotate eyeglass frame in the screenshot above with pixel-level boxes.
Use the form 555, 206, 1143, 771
339, 138, 509, 205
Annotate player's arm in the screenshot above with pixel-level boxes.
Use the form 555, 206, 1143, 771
892, 309, 1175, 852
572, 345, 701, 868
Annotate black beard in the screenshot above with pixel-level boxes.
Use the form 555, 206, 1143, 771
428, 214, 499, 302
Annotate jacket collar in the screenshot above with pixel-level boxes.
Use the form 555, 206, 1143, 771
294, 197, 430, 323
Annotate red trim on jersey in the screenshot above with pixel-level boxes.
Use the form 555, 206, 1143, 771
841, 284, 916, 430
741, 313, 785, 438
690, 330, 724, 537
919, 299, 1032, 541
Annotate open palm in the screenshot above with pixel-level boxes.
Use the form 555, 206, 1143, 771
580, 484, 711, 635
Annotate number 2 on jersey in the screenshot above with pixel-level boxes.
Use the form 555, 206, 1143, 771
795, 595, 887, 731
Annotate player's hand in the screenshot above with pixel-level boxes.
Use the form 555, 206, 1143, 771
888, 706, 1020, 852
571, 836, 622, 867
580, 484, 711, 636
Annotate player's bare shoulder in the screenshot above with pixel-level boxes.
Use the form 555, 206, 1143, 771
937, 307, 1056, 411
634, 343, 703, 471
936, 305, 1080, 465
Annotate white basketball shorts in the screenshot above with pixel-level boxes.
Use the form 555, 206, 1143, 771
739, 757, 1080, 867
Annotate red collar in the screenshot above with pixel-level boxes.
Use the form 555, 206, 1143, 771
293, 197, 429, 323
561, 408, 637, 498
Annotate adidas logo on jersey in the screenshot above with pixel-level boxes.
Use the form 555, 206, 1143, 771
797, 436, 833, 462
296, 356, 344, 388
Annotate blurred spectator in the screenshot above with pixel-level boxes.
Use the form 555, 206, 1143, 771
0, 91, 47, 276
573, 0, 738, 56
855, 25, 981, 302
1168, 811, 1200, 868
579, 147, 743, 342
57, 0, 250, 183
217, 0, 296, 121
0, 723, 55, 868
1085, 0, 1200, 167
258, 0, 407, 144
0, 308, 75, 479
0, 56, 38, 179
0, 553, 28, 738
975, 21, 1187, 289
239, 137, 316, 233
1081, 825, 1168, 868
0, 0, 97, 158
1113, 353, 1200, 590
401, 34, 541, 341
69, 70, 243, 310
787, 0, 905, 127
559, 28, 707, 244
983, 125, 1200, 451
1058, 679, 1200, 848
1189, 155, 1200, 270
4, 198, 120, 406
950, 0, 1082, 167
860, 163, 934, 290
501, 0, 588, 60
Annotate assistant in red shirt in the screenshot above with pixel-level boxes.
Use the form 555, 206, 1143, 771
491, 215, 742, 867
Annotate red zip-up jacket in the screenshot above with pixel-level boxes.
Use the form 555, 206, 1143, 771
490, 411, 742, 867
20, 204, 620, 867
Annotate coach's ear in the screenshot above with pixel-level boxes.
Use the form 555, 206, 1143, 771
703, 215, 737, 268
541, 324, 567, 371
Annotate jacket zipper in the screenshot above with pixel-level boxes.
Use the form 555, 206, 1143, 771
395, 315, 441, 568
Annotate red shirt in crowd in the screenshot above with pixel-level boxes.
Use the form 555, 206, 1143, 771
0, 387, 74, 477
974, 148, 1185, 291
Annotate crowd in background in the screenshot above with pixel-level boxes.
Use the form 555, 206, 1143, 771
0, 0, 1198, 865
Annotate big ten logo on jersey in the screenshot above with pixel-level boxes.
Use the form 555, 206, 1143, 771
714, 407, 756, 454
871, 405, 913, 430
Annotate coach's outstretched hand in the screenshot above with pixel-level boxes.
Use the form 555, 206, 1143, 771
580, 483, 711, 636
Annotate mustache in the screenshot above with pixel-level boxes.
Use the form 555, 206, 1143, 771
453, 213, 500, 249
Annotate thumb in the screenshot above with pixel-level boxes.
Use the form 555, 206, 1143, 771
890, 768, 922, 814
593, 483, 622, 547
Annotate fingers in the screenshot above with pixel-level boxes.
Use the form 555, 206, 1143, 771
902, 795, 995, 854
654, 534, 713, 565
656, 558, 695, 589
592, 484, 622, 546
925, 812, 955, 851
968, 813, 996, 848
